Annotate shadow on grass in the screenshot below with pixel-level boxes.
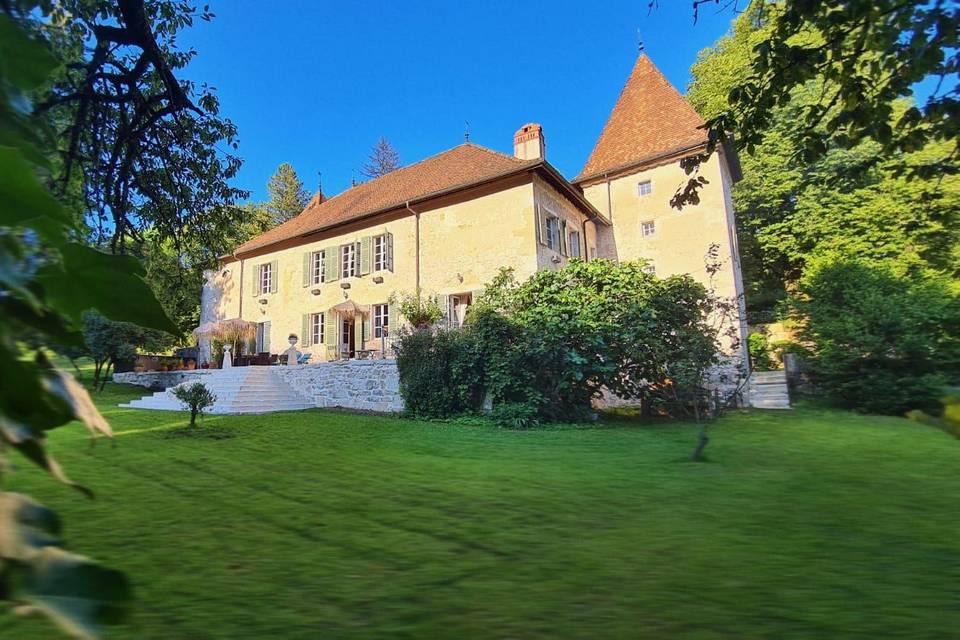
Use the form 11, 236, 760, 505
159, 424, 236, 440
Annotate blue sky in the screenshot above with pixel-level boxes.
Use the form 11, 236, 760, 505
179, 1, 738, 202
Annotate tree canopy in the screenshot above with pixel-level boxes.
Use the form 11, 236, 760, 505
687, 6, 960, 316
672, 0, 958, 209
25, 0, 249, 257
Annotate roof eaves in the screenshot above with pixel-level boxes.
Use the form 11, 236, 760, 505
573, 140, 708, 186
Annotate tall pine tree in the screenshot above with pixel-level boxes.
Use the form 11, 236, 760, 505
266, 163, 310, 223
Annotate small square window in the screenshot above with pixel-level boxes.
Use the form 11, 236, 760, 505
638, 180, 652, 197
642, 263, 656, 275
641, 220, 656, 237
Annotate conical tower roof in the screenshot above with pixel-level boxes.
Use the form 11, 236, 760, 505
576, 55, 706, 182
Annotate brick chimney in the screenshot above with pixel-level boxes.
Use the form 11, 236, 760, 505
513, 123, 545, 161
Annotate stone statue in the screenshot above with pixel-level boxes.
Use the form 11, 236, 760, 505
285, 335, 300, 366
222, 344, 233, 369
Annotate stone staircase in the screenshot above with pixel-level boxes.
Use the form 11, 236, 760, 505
747, 369, 791, 409
121, 366, 314, 414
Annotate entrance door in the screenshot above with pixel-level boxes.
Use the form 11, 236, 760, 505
340, 316, 355, 359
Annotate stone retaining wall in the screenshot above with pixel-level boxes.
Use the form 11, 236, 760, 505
275, 360, 403, 413
113, 369, 211, 391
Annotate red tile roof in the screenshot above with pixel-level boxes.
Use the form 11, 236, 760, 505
575, 54, 706, 183
235, 144, 537, 255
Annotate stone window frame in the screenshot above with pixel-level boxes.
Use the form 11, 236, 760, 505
341, 243, 357, 278
637, 180, 653, 197
641, 219, 656, 238
259, 262, 272, 295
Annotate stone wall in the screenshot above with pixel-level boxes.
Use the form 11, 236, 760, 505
275, 360, 403, 412
113, 369, 211, 391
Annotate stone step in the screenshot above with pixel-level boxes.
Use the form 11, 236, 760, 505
750, 397, 791, 409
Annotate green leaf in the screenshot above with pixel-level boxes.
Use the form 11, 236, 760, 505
15, 547, 132, 640
0, 493, 61, 561
42, 368, 114, 440
0, 494, 132, 640
0, 15, 59, 91
37, 244, 178, 335
0, 147, 71, 243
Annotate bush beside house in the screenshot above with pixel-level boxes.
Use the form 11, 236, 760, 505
395, 260, 724, 424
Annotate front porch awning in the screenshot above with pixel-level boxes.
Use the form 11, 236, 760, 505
329, 300, 369, 319
192, 318, 256, 340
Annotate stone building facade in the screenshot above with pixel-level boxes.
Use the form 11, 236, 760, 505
201, 54, 748, 373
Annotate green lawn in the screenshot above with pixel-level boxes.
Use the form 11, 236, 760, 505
3, 377, 958, 639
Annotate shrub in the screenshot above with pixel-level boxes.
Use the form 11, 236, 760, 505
794, 257, 959, 414
172, 382, 217, 427
748, 332, 775, 371
394, 260, 721, 423
393, 328, 483, 418
488, 402, 540, 429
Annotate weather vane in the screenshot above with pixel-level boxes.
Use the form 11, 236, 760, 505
464, 120, 470, 143
637, 28, 644, 53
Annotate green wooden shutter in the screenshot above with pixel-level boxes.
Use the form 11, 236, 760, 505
262, 321, 271, 353
301, 314, 311, 347
386, 231, 394, 271
324, 312, 336, 347
387, 301, 398, 337
360, 236, 372, 275
302, 252, 311, 287
251, 263, 261, 296
535, 205, 544, 245
360, 309, 370, 348
325, 246, 339, 281
269, 260, 278, 293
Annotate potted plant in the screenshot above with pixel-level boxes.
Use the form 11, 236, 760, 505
390, 290, 443, 331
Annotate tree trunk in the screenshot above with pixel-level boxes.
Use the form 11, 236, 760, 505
99, 360, 114, 392
189, 407, 198, 427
